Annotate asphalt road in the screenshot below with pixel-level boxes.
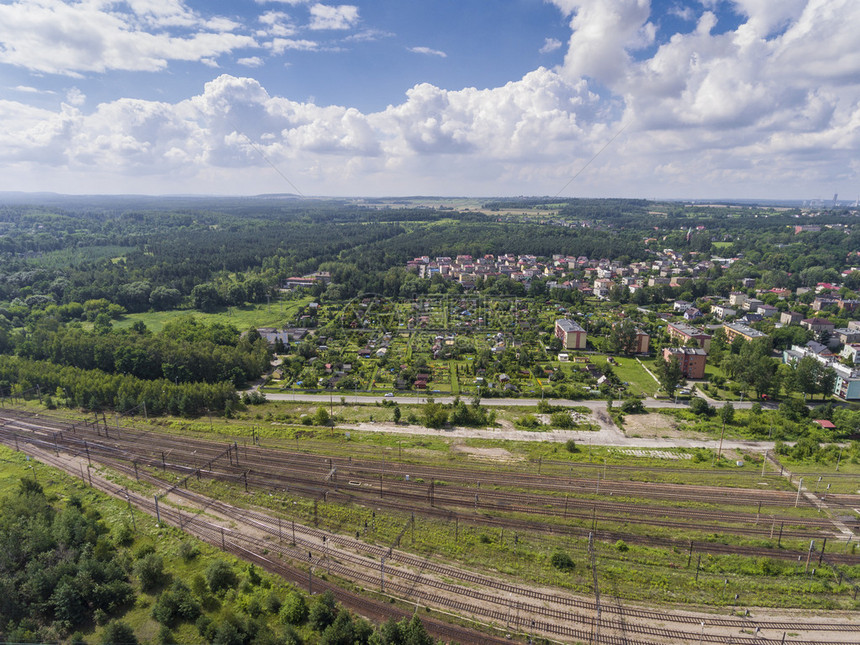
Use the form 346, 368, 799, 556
262, 391, 761, 410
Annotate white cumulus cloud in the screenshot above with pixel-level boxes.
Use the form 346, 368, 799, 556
308, 3, 359, 30
540, 38, 563, 54
0, 0, 257, 75
0, 0, 859, 198
408, 47, 447, 58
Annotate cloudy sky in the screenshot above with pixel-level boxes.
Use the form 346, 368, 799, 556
1, 0, 858, 199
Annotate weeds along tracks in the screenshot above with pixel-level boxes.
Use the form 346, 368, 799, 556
13, 440, 860, 645
15, 447, 514, 645
1, 409, 856, 564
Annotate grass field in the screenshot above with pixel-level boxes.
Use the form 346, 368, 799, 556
114, 297, 312, 333
613, 356, 660, 396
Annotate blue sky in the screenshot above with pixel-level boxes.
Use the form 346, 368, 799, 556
1, 0, 858, 199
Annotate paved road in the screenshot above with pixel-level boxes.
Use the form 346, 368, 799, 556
262, 391, 763, 410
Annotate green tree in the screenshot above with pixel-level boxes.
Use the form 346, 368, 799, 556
279, 591, 308, 626
205, 560, 238, 594
313, 405, 331, 426
308, 590, 338, 631
422, 398, 448, 429
654, 355, 684, 398
100, 621, 139, 645
134, 553, 165, 592
608, 319, 638, 355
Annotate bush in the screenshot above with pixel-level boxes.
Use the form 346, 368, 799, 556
308, 591, 338, 631
620, 399, 645, 414
196, 615, 215, 641
565, 439, 578, 453
152, 580, 201, 626
69, 632, 87, 645
550, 551, 575, 571
265, 592, 282, 614
100, 621, 138, 645
178, 541, 199, 561
134, 553, 165, 592
689, 397, 713, 416
113, 523, 134, 547
282, 625, 303, 645
516, 414, 542, 429
206, 560, 239, 594
615, 540, 629, 552
550, 411, 575, 428
156, 625, 174, 645
279, 591, 308, 625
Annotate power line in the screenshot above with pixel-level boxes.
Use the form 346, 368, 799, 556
553, 121, 629, 198
234, 129, 305, 197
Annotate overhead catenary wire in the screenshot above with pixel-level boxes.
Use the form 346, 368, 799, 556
233, 127, 305, 197
553, 121, 629, 198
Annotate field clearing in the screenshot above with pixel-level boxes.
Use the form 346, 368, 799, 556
613, 356, 659, 396
114, 297, 312, 333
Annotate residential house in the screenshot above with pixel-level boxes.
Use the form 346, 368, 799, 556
663, 347, 707, 379
780, 311, 804, 326
723, 322, 768, 343
684, 307, 703, 321
801, 318, 836, 334
835, 328, 860, 344
840, 343, 860, 365
673, 300, 693, 313
667, 322, 712, 351
555, 319, 587, 350
712, 305, 736, 320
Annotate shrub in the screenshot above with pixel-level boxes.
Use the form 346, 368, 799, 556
615, 540, 629, 552
156, 625, 174, 645
620, 399, 645, 414
152, 580, 201, 626
550, 551, 575, 571
100, 621, 138, 645
134, 553, 165, 592
69, 632, 87, 645
279, 591, 308, 625
565, 439, 578, 453
178, 541, 199, 561
265, 592, 282, 614
113, 523, 134, 547
308, 591, 337, 631
550, 411, 575, 428
690, 397, 712, 416
516, 414, 541, 429
133, 543, 156, 558
282, 625, 303, 645
196, 615, 215, 641
206, 560, 239, 594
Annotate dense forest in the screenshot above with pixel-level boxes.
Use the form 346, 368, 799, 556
0, 473, 437, 645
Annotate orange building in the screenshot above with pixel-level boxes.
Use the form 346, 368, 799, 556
663, 347, 707, 379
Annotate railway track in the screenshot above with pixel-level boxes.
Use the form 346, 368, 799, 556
16, 441, 860, 645
1, 408, 857, 566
